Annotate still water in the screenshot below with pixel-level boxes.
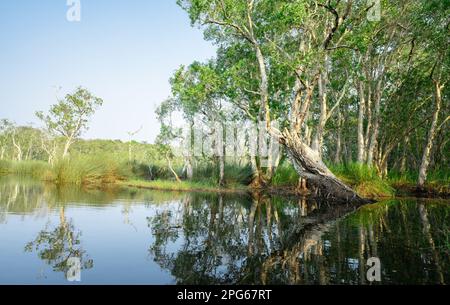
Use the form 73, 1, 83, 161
0, 176, 448, 285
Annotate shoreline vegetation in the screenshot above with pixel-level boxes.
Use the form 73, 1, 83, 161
0, 2, 448, 204
1, 157, 448, 200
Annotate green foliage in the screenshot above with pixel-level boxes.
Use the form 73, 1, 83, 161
2, 0, 449, 198
36, 87, 103, 139
389, 169, 450, 194
331, 162, 379, 183
192, 163, 253, 186
50, 155, 130, 186
0, 160, 51, 179
272, 163, 300, 186
389, 169, 450, 185
1, 156, 130, 186
330, 163, 395, 198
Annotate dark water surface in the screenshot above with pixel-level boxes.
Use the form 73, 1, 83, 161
0, 176, 448, 284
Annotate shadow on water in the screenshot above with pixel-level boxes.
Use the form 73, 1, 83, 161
0, 176, 449, 284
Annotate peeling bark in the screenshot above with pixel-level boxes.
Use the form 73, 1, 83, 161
281, 131, 369, 203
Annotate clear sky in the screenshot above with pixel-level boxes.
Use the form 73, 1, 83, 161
0, 0, 216, 142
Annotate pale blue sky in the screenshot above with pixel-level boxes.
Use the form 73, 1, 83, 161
0, 0, 216, 142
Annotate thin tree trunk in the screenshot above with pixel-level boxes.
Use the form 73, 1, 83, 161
166, 153, 181, 183
334, 111, 342, 164
213, 122, 225, 186
186, 159, 194, 180
26, 140, 34, 160
219, 153, 225, 187
400, 136, 409, 174
62, 138, 72, 159
367, 80, 382, 166
186, 121, 194, 180
364, 84, 372, 159
311, 72, 327, 156
266, 132, 281, 180
357, 81, 366, 163
12, 135, 22, 161
418, 81, 443, 187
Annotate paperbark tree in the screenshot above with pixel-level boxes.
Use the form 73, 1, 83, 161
0, 119, 14, 160
179, 0, 371, 202
36, 87, 103, 159
170, 61, 227, 186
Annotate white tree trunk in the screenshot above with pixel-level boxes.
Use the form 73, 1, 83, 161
334, 111, 342, 164
367, 81, 382, 166
311, 72, 327, 157
400, 136, 409, 174
219, 154, 225, 186
357, 81, 366, 163
62, 138, 72, 159
186, 159, 194, 180
418, 81, 443, 187
282, 131, 369, 203
12, 135, 22, 161
166, 153, 181, 183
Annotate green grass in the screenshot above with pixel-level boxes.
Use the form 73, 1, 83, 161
0, 160, 52, 179
2, 157, 447, 197
121, 179, 247, 192
388, 168, 450, 194
50, 155, 131, 185
191, 163, 253, 186
0, 156, 131, 186
271, 162, 396, 198
389, 168, 449, 185
330, 162, 396, 198
271, 164, 300, 186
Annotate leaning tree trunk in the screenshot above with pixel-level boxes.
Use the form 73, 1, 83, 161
254, 34, 367, 203
281, 131, 369, 204
166, 153, 181, 183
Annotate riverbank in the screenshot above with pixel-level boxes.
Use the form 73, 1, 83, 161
1, 159, 448, 200
119, 179, 249, 194
121, 179, 449, 200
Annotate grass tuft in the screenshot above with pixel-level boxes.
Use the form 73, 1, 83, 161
272, 164, 300, 186
330, 162, 395, 198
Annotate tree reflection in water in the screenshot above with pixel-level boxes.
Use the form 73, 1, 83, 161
148, 194, 449, 285
24, 207, 93, 277
0, 176, 448, 284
